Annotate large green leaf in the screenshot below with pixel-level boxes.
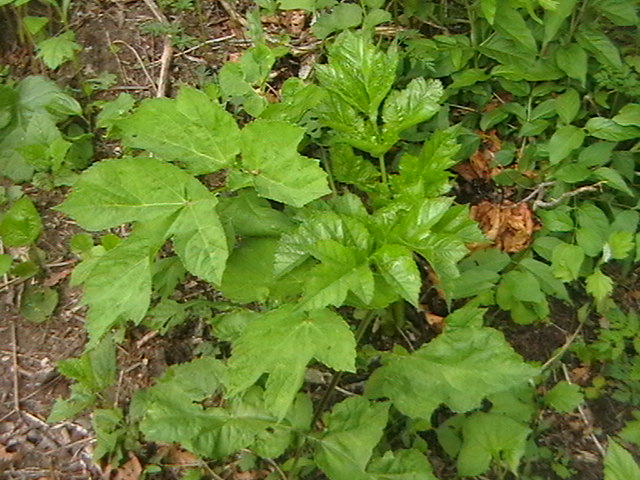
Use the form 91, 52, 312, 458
585, 117, 640, 141
548, 125, 585, 164
315, 397, 389, 480
239, 120, 330, 207
169, 194, 228, 285
456, 412, 531, 476
118, 87, 240, 174
218, 189, 293, 237
543, 0, 577, 44
57, 157, 198, 230
366, 327, 539, 421
576, 27, 622, 70
494, 0, 537, 53
316, 30, 398, 120
228, 305, 356, 419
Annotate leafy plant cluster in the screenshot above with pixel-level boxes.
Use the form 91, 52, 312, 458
1, 0, 639, 479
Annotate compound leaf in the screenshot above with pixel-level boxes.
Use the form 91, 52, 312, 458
367, 327, 538, 421
316, 30, 398, 119
228, 305, 356, 419
118, 87, 240, 174
372, 244, 421, 306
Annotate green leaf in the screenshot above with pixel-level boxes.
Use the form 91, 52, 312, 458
0, 196, 42, 246
36, 31, 81, 69
544, 381, 583, 413
20, 285, 58, 323
96, 93, 135, 131
57, 157, 201, 231
312, 3, 363, 39
585, 117, 640, 141
548, 125, 585, 164
392, 127, 459, 199
604, 440, 640, 480
372, 244, 421, 306
594, 0, 639, 26
315, 397, 389, 480
239, 120, 330, 207
218, 189, 293, 237
220, 237, 278, 303
555, 88, 581, 124
606, 231, 635, 260
593, 167, 634, 197
551, 243, 584, 282
118, 87, 240, 175
316, 30, 398, 119
382, 78, 443, 135
0, 254, 11, 276
367, 327, 539, 420
73, 224, 165, 343
57, 335, 116, 393
457, 412, 530, 476
169, 195, 228, 285
586, 269, 613, 302
576, 27, 622, 70
301, 240, 374, 309
368, 449, 438, 480
331, 144, 381, 191
555, 43, 587, 85
228, 305, 356, 419
543, 0, 577, 44
613, 104, 640, 128
494, 1, 537, 53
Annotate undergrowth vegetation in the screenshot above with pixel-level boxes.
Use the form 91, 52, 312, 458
1, 0, 640, 479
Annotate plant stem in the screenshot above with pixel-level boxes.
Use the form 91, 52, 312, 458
377, 155, 389, 192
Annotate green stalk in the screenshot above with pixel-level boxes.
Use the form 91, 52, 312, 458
377, 154, 389, 192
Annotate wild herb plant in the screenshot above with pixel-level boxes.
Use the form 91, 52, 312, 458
43, 0, 640, 478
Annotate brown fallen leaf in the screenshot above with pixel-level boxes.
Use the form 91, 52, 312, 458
109, 453, 142, 480
471, 200, 538, 253
455, 130, 503, 181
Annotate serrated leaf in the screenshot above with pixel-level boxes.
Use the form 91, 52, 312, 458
228, 305, 356, 419
382, 78, 443, 135
118, 87, 240, 174
57, 157, 199, 230
301, 240, 374, 309
457, 412, 530, 476
0, 196, 42, 246
36, 31, 81, 70
366, 327, 539, 420
604, 440, 640, 480
312, 3, 363, 39
392, 128, 459, 199
607, 231, 635, 260
368, 449, 438, 480
240, 120, 330, 207
372, 244, 421, 306
57, 334, 116, 393
275, 209, 372, 276
544, 381, 583, 413
548, 125, 585, 164
586, 269, 613, 302
168, 188, 228, 284
316, 30, 398, 119
315, 397, 389, 480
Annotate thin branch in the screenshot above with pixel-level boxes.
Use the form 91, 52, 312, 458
10, 321, 20, 412
141, 0, 172, 97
